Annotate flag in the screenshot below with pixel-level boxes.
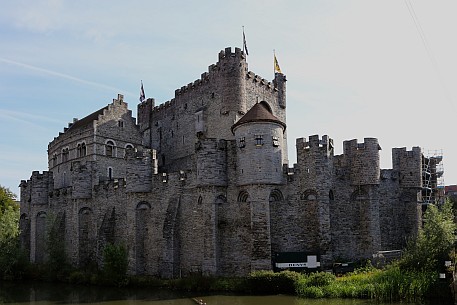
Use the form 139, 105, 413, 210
243, 29, 249, 56
274, 54, 282, 73
139, 81, 145, 102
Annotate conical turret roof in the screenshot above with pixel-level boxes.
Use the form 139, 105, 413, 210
231, 103, 286, 133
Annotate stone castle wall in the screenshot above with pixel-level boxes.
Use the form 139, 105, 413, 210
20, 47, 424, 277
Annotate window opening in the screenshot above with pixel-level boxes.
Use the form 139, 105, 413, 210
106, 141, 114, 157
255, 135, 264, 146
272, 136, 280, 147
238, 137, 246, 148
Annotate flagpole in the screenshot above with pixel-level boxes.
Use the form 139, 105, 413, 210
242, 26, 244, 53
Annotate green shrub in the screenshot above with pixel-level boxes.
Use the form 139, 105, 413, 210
68, 270, 91, 284
297, 286, 324, 298
306, 271, 336, 287
102, 243, 128, 286
247, 270, 302, 294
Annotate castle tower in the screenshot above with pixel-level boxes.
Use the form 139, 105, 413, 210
343, 138, 381, 186
20, 171, 53, 263
392, 147, 422, 189
137, 98, 155, 147
340, 138, 382, 259
295, 135, 334, 262
232, 103, 286, 186
391, 147, 422, 239
231, 103, 286, 271
274, 72, 286, 109
218, 47, 248, 117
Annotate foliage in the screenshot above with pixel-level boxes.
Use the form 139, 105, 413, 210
0, 186, 18, 213
246, 270, 301, 294
0, 185, 28, 280
399, 200, 456, 272
293, 266, 440, 302
0, 186, 19, 244
102, 243, 128, 286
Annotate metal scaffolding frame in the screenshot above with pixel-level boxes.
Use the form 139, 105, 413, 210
421, 149, 444, 205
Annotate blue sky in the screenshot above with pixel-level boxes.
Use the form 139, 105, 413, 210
1, 0, 456, 197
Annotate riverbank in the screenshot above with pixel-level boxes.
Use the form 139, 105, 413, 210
6, 263, 451, 304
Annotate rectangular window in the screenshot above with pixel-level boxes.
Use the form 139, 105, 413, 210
255, 135, 263, 146
272, 136, 280, 147
238, 137, 246, 148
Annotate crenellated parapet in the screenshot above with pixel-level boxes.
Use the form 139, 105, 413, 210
149, 47, 282, 119
125, 149, 156, 192
93, 178, 127, 194
296, 135, 334, 156
20, 171, 54, 206
392, 147, 422, 189
343, 138, 381, 186
295, 135, 334, 195
71, 161, 94, 199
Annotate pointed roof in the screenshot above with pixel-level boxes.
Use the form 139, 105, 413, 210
231, 103, 286, 133
67, 105, 109, 131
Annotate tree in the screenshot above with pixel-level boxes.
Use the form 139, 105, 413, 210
102, 243, 128, 286
0, 185, 27, 279
400, 200, 456, 271
0, 185, 19, 244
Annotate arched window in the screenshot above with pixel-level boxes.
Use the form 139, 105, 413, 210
350, 189, 368, 201
136, 201, 151, 210
107, 167, 113, 180
198, 196, 203, 205
105, 140, 115, 157
329, 190, 334, 201
269, 189, 284, 202
81, 142, 86, 156
301, 189, 318, 201
62, 147, 69, 162
125, 144, 134, 157
237, 191, 249, 203
215, 195, 226, 205
77, 142, 87, 157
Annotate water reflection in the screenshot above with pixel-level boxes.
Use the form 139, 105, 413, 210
0, 282, 418, 305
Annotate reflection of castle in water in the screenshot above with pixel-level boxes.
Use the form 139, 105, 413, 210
20, 47, 430, 277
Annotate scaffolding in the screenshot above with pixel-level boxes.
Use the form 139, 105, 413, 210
421, 149, 445, 205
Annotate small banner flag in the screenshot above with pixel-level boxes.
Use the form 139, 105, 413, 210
274, 54, 282, 74
243, 28, 249, 56
139, 81, 145, 102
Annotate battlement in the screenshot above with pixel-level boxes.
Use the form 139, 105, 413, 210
31, 170, 53, 180
296, 135, 333, 150
392, 147, 422, 159
246, 71, 277, 91
218, 46, 245, 61
93, 178, 127, 193
343, 138, 381, 154
149, 47, 280, 117
391, 146, 422, 189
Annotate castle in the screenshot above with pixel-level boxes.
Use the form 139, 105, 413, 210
20, 47, 426, 277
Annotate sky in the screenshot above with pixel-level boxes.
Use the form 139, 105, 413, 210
1, 0, 456, 198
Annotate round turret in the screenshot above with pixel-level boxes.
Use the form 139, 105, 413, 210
232, 103, 286, 186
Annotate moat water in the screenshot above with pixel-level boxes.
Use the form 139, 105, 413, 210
0, 281, 443, 305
